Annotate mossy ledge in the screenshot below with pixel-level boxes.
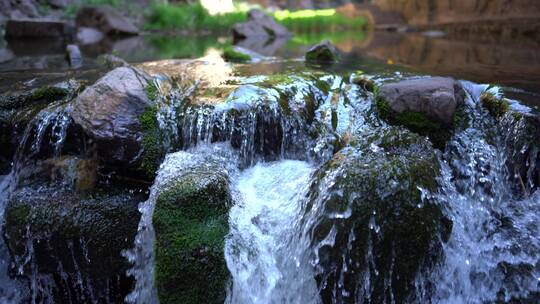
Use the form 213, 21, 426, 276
139, 106, 163, 180
480, 91, 509, 118
375, 96, 451, 149
153, 168, 231, 304
351, 74, 376, 93
222, 46, 251, 63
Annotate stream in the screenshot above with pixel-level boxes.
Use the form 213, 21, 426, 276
0, 33, 539, 304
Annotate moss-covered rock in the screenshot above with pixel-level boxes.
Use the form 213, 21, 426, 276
351, 74, 376, 93
376, 96, 451, 149
4, 186, 142, 303
222, 46, 252, 63
0, 82, 79, 174
153, 160, 232, 304
305, 40, 339, 63
480, 91, 509, 118
304, 127, 451, 303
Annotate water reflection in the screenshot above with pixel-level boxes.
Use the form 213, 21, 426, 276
1, 29, 540, 99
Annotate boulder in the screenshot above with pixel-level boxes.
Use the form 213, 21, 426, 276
4, 186, 142, 303
304, 127, 451, 303
377, 77, 465, 125
76, 26, 105, 45
5, 19, 71, 38
232, 9, 290, 40
305, 40, 340, 63
70, 67, 160, 178
153, 152, 232, 303
75, 6, 139, 35
376, 77, 466, 148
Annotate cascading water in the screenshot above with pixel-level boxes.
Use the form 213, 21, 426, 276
225, 160, 320, 304
425, 83, 540, 302
0, 100, 74, 303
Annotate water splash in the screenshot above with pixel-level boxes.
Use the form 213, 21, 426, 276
225, 160, 320, 304
427, 84, 540, 302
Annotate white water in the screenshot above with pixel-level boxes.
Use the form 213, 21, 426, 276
225, 160, 320, 304
427, 84, 540, 303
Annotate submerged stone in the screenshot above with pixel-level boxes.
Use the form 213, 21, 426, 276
304, 127, 451, 303
4, 186, 142, 303
153, 155, 232, 304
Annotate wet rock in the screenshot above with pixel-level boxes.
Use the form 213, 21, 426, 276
305, 40, 340, 63
502, 111, 540, 197
376, 77, 465, 148
4, 186, 142, 303
377, 77, 465, 125
232, 9, 290, 40
75, 6, 139, 36
76, 26, 104, 45
0, 82, 78, 173
153, 152, 232, 304
5, 19, 71, 38
71, 67, 161, 179
304, 127, 451, 303
66, 44, 82, 68
17, 156, 98, 193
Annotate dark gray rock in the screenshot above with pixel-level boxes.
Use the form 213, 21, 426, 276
71, 67, 152, 167
378, 77, 465, 125
305, 40, 340, 63
232, 9, 290, 40
75, 6, 139, 35
47, 0, 72, 8
4, 186, 142, 303
5, 19, 71, 38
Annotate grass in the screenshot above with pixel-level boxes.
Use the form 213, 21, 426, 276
144, 4, 367, 33
274, 9, 367, 32
145, 3, 247, 32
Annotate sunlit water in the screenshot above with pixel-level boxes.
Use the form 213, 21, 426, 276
225, 160, 320, 304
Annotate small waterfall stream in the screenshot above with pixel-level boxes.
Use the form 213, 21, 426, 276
225, 160, 320, 304
0, 100, 74, 303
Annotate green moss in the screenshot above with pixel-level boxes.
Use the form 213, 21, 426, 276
305, 46, 337, 63
375, 97, 450, 149
258, 73, 295, 88
452, 105, 469, 131
139, 106, 163, 180
29, 86, 68, 102
145, 82, 159, 102
153, 170, 231, 304
274, 9, 367, 32
351, 75, 376, 93
222, 47, 251, 63
480, 92, 509, 118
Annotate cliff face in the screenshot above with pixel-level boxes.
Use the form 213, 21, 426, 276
372, 0, 540, 25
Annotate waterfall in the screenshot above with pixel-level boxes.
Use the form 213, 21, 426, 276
225, 160, 320, 304
0, 101, 73, 303
426, 83, 540, 302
